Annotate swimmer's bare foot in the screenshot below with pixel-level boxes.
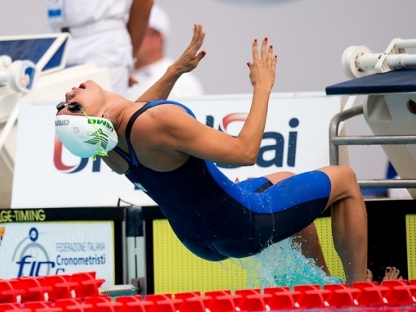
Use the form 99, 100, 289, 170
366, 269, 373, 282
366, 267, 402, 282
383, 266, 402, 280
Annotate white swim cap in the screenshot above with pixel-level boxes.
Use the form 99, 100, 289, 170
55, 115, 118, 158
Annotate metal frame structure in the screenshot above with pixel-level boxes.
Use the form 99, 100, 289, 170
329, 104, 416, 189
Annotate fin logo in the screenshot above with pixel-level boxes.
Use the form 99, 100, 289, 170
206, 113, 299, 168
85, 128, 110, 150
12, 227, 59, 277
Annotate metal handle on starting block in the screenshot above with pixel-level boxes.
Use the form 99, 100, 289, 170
342, 38, 416, 78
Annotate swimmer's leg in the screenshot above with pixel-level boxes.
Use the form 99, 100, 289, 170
366, 269, 373, 282
318, 165, 368, 284
264, 172, 330, 276
295, 223, 330, 276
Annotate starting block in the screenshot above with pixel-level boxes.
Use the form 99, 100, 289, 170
326, 38, 416, 198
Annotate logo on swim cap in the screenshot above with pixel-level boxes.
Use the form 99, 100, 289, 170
55, 115, 118, 158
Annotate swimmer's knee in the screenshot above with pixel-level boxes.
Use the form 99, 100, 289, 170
337, 166, 358, 184
321, 165, 358, 185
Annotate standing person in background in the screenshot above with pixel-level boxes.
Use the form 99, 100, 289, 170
47, 0, 154, 97
127, 3, 204, 100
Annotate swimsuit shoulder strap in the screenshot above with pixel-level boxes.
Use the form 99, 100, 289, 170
114, 100, 196, 166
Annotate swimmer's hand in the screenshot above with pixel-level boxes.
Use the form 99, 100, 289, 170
135, 24, 206, 102
169, 24, 206, 75
247, 37, 277, 92
226, 37, 276, 164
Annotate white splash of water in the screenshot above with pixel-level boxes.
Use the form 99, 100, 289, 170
229, 237, 344, 289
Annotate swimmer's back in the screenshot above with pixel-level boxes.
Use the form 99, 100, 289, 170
112, 100, 331, 261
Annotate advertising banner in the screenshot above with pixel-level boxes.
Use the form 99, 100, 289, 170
11, 92, 341, 208
0, 210, 115, 285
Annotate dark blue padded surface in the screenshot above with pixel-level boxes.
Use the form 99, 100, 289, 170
325, 68, 416, 95
0, 38, 55, 64
0, 37, 67, 72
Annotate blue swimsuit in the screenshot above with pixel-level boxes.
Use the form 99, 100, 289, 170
114, 100, 332, 261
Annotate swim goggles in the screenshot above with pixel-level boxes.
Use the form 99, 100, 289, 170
56, 102, 83, 113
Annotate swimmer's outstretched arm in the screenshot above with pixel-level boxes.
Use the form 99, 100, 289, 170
241, 38, 278, 162
148, 37, 277, 166
135, 24, 206, 102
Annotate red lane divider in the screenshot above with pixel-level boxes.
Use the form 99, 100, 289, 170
0, 304, 31, 312
3, 272, 416, 311
235, 289, 271, 311
173, 291, 211, 312
84, 296, 122, 312
115, 296, 153, 312
263, 286, 300, 310
351, 281, 390, 306
69, 272, 105, 299
39, 275, 77, 301
54, 298, 92, 312
144, 293, 184, 312
323, 283, 360, 307
291, 284, 324, 308
381, 279, 416, 306
10, 277, 52, 303
204, 290, 242, 312
0, 280, 25, 304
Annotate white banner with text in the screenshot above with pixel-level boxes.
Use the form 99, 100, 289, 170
0, 220, 115, 285
11, 92, 341, 208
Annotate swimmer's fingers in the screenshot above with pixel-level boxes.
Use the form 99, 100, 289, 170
261, 37, 268, 61
173, 24, 206, 74
251, 38, 259, 64
267, 41, 277, 70
251, 37, 271, 61
190, 24, 205, 51
248, 37, 277, 90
